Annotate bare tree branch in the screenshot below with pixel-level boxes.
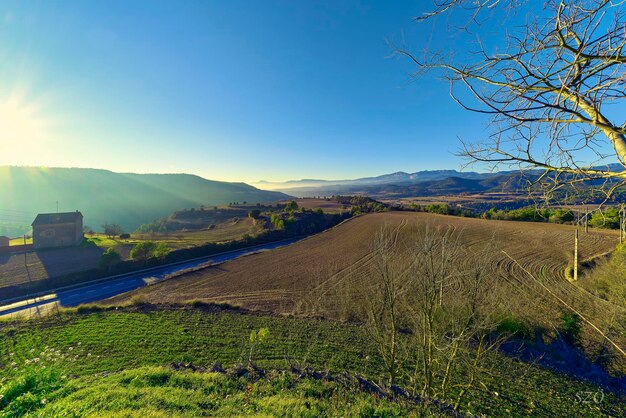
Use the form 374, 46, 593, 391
404, 0, 626, 203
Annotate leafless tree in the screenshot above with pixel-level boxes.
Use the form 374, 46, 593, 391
400, 0, 626, 202
365, 223, 504, 409
364, 223, 410, 385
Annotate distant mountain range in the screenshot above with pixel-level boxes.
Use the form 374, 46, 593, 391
259, 165, 624, 198
0, 167, 289, 236
257, 169, 505, 189
256, 169, 526, 197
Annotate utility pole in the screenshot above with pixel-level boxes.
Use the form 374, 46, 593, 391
577, 209, 581, 230
56, 201, 59, 213
619, 204, 626, 244
23, 234, 29, 281
574, 229, 579, 281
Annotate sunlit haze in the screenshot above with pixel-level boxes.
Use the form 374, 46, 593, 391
0, 1, 496, 183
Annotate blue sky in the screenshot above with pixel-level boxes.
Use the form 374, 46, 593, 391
0, 0, 495, 183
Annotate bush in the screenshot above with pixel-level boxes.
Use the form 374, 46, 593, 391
248, 209, 261, 219
153, 242, 171, 259
550, 209, 575, 224
285, 200, 299, 211
589, 208, 620, 229
497, 316, 531, 339
560, 312, 582, 345
131, 241, 156, 259
99, 248, 122, 271
119, 233, 131, 239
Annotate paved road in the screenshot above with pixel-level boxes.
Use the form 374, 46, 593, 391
0, 238, 303, 318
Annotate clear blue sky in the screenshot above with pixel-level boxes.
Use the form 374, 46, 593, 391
0, 0, 494, 183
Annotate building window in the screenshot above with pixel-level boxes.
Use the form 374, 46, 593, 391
41, 229, 56, 238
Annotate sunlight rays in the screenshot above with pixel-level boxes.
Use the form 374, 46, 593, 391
0, 85, 57, 159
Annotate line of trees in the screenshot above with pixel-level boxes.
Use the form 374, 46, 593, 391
405, 202, 624, 229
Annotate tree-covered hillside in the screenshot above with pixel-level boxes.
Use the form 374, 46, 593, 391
0, 167, 289, 236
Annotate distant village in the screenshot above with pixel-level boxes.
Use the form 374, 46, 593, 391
0, 211, 83, 253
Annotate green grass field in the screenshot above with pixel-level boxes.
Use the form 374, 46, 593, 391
1, 305, 624, 417
84, 217, 264, 251
8, 237, 32, 246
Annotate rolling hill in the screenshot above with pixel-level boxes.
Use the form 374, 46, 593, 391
0, 166, 289, 236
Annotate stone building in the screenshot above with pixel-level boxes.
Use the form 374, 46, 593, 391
32, 211, 84, 250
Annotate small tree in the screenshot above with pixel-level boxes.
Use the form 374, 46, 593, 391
102, 223, 122, 239
285, 200, 299, 211
248, 209, 261, 219
153, 242, 171, 259
98, 248, 121, 272
248, 327, 270, 364
130, 241, 158, 265
589, 208, 620, 229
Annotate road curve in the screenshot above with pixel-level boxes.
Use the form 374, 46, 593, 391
0, 238, 303, 318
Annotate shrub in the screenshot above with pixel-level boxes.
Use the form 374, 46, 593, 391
153, 242, 171, 259
131, 241, 157, 261
119, 233, 131, 239
99, 248, 122, 271
560, 312, 582, 345
248, 209, 261, 219
285, 200, 299, 211
589, 208, 620, 229
497, 316, 530, 339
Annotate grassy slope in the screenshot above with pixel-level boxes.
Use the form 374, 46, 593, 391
3, 365, 436, 417
1, 306, 624, 417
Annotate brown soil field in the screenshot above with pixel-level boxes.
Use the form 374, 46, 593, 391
381, 192, 527, 204
292, 198, 346, 213
131, 217, 264, 249
0, 246, 107, 288
110, 212, 624, 341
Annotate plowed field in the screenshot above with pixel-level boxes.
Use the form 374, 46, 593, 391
112, 212, 622, 333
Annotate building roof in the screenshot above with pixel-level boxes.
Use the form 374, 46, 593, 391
32, 211, 83, 226
0, 236, 10, 240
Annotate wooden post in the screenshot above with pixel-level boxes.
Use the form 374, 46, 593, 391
577, 209, 581, 229
585, 206, 589, 233
619, 204, 626, 244
574, 229, 579, 281
619, 205, 624, 244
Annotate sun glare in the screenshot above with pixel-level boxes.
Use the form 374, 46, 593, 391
0, 88, 57, 162
0, 96, 45, 141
